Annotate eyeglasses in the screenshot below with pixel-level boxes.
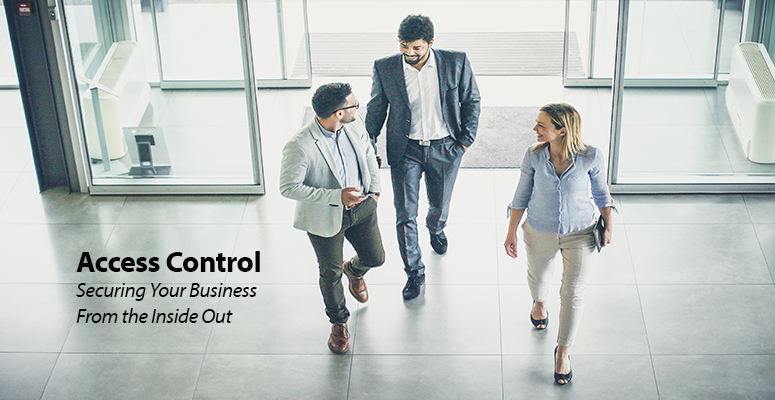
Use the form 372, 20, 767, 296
335, 101, 359, 112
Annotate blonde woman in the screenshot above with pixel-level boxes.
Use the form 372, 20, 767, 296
504, 103, 614, 385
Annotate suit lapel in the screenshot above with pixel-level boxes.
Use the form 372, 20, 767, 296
344, 119, 370, 189
434, 49, 448, 93
308, 120, 344, 188
387, 55, 410, 107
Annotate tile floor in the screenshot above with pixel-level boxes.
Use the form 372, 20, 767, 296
1, 84, 775, 400
2, 0, 775, 398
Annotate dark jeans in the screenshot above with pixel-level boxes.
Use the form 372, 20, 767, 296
307, 197, 384, 324
391, 136, 464, 277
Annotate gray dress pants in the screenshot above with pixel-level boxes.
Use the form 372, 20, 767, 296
391, 137, 464, 277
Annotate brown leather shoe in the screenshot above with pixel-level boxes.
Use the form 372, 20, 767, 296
343, 260, 368, 303
327, 323, 349, 354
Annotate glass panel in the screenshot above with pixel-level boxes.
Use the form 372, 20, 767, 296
152, 0, 244, 82
62, 0, 257, 186
130, 0, 310, 84
566, 0, 620, 79
249, 0, 310, 81
613, 1, 775, 186
0, 0, 18, 86
623, 0, 719, 79
718, 0, 744, 76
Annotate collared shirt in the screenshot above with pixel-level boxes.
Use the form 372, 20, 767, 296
508, 145, 615, 235
316, 118, 364, 196
403, 49, 451, 141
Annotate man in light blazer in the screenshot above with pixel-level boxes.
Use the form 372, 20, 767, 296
280, 82, 384, 354
366, 15, 480, 300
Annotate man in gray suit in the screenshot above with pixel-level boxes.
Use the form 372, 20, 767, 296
366, 15, 480, 300
280, 82, 384, 353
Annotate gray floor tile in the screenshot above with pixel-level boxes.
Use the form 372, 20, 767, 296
0, 353, 57, 400
0, 284, 80, 352
500, 285, 650, 355
448, 170, 499, 224
0, 127, 33, 172
0, 90, 25, 127
622, 88, 717, 126
618, 194, 749, 224
195, 354, 350, 400
0, 224, 114, 283
745, 195, 775, 223
704, 86, 735, 127
207, 284, 352, 354
99, 224, 242, 284
0, 172, 18, 203
628, 224, 770, 284
352, 285, 501, 355
503, 355, 658, 400
158, 90, 248, 128
161, 126, 254, 178
241, 192, 296, 225
754, 224, 775, 276
348, 355, 502, 400
42, 353, 201, 400
62, 287, 219, 353
116, 195, 248, 224
618, 126, 733, 174
639, 285, 775, 355
420, 223, 499, 285
0, 180, 126, 224
653, 355, 775, 400
228, 223, 319, 284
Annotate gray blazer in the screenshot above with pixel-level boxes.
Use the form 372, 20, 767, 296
280, 114, 381, 238
365, 48, 481, 166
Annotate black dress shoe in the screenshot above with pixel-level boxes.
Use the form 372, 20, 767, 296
430, 231, 448, 254
402, 274, 425, 300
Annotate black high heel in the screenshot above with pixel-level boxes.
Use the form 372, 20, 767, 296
554, 346, 573, 385
530, 301, 548, 330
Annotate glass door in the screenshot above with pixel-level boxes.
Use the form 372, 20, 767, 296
136, 0, 311, 88
564, 0, 743, 86
607, 0, 775, 191
61, 0, 265, 193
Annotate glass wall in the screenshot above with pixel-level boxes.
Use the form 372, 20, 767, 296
0, 0, 18, 87
57, 0, 319, 192
609, 0, 775, 190
565, 0, 743, 83
133, 0, 311, 87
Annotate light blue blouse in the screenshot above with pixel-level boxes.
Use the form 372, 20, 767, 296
508, 144, 614, 234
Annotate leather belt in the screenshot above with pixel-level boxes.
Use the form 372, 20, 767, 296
409, 137, 447, 147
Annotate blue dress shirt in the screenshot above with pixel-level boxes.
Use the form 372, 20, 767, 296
509, 145, 614, 234
316, 119, 364, 196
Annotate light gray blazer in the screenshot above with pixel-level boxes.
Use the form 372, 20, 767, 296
279, 114, 381, 238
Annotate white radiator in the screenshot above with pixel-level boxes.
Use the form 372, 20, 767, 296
726, 42, 775, 164
81, 41, 151, 160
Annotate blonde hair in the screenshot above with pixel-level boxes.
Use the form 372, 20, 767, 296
531, 103, 588, 160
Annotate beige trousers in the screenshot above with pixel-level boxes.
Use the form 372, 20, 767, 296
522, 220, 596, 347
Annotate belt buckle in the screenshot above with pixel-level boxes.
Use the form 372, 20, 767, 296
419, 139, 431, 146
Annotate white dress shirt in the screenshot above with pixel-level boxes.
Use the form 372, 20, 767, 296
403, 50, 451, 141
